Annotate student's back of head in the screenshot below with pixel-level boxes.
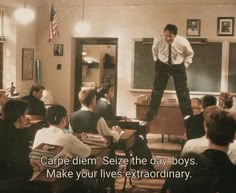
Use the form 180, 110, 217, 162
203, 106, 236, 146
96, 83, 114, 101
78, 88, 97, 107
218, 92, 234, 110
46, 105, 67, 125
202, 95, 217, 110
2, 100, 27, 123
29, 83, 45, 96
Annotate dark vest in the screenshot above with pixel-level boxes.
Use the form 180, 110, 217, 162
96, 99, 114, 120
70, 110, 100, 134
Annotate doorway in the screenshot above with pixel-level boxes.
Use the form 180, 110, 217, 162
0, 43, 3, 88
74, 38, 118, 112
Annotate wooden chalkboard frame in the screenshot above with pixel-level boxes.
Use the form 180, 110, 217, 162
132, 38, 223, 94
228, 42, 236, 94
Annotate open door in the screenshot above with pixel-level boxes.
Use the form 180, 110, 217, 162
74, 38, 118, 112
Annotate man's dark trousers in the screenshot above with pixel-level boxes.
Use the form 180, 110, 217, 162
146, 60, 193, 121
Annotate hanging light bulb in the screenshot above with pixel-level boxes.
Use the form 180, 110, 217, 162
75, 0, 90, 35
14, 0, 35, 24
75, 21, 90, 35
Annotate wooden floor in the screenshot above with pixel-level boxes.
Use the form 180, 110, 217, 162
115, 133, 183, 193
115, 177, 165, 193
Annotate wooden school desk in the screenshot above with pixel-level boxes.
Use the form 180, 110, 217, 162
106, 119, 147, 142
32, 147, 109, 193
32, 129, 136, 193
135, 101, 200, 142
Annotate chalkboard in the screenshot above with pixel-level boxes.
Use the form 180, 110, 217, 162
133, 40, 222, 92
228, 43, 236, 92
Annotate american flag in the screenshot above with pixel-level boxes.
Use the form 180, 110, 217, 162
49, 4, 59, 41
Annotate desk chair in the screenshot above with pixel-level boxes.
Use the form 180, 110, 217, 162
111, 129, 136, 191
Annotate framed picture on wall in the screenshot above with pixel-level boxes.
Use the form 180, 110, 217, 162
186, 19, 201, 36
54, 44, 64, 56
22, 48, 34, 80
217, 17, 234, 36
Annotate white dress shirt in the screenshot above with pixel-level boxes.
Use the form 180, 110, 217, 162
81, 106, 121, 143
33, 125, 91, 158
100, 97, 110, 104
152, 34, 194, 68
181, 136, 236, 164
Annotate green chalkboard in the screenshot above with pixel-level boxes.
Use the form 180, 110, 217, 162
133, 40, 222, 92
228, 43, 236, 92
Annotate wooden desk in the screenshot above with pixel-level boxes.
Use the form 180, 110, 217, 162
106, 120, 147, 142
8, 95, 21, 100
113, 129, 136, 151
32, 130, 136, 193
33, 166, 76, 193
112, 129, 136, 191
26, 115, 44, 121
32, 147, 109, 193
135, 102, 200, 139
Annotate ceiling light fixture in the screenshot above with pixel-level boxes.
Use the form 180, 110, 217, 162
14, 0, 35, 24
75, 0, 90, 35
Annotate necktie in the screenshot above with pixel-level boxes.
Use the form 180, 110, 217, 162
167, 43, 173, 75
168, 43, 172, 65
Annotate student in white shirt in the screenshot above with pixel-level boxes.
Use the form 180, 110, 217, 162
33, 104, 91, 158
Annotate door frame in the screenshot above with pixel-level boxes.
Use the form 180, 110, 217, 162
0, 43, 3, 88
74, 37, 118, 111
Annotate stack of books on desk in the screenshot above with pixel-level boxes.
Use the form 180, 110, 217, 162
81, 132, 108, 148
30, 143, 64, 169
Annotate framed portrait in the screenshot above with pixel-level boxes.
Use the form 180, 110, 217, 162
22, 48, 34, 80
186, 19, 201, 36
217, 17, 234, 36
54, 44, 63, 56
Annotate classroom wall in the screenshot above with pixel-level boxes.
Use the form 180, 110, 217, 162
1, 0, 38, 96
1, 0, 236, 117
36, 1, 236, 116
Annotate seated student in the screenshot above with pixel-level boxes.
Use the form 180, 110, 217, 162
96, 83, 127, 121
161, 153, 216, 193
182, 106, 236, 164
33, 105, 92, 193
70, 88, 122, 142
201, 106, 236, 192
0, 100, 44, 193
218, 91, 234, 110
33, 104, 91, 158
22, 83, 46, 120
70, 88, 154, 170
184, 95, 217, 140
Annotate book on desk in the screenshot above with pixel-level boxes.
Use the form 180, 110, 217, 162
81, 132, 109, 148
30, 143, 67, 181
30, 143, 64, 169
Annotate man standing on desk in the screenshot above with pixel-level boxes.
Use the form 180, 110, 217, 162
146, 24, 194, 122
